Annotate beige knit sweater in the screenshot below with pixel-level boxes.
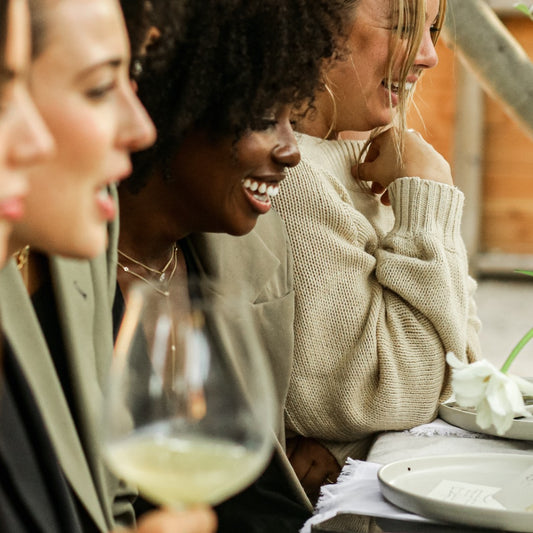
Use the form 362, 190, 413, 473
272, 133, 482, 464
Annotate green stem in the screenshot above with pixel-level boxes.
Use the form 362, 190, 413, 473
500, 326, 533, 373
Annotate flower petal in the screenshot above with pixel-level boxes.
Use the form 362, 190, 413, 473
509, 374, 533, 396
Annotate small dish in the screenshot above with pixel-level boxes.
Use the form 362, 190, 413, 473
378, 453, 533, 532
439, 401, 533, 441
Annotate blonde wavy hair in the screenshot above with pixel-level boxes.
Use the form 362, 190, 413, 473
348, 0, 447, 169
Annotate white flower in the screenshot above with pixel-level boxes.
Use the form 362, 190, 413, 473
446, 352, 533, 436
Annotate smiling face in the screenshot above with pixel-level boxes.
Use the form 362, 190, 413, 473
0, 0, 53, 264
10, 0, 156, 258
318, 0, 440, 135
167, 106, 300, 237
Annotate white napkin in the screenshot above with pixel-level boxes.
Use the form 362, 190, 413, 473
405, 418, 486, 439
299, 459, 438, 533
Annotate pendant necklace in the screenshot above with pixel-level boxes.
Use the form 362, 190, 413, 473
117, 243, 179, 297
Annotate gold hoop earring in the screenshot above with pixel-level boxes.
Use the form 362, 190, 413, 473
324, 81, 337, 140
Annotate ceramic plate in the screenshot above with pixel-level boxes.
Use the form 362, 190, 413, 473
378, 453, 533, 532
439, 401, 533, 441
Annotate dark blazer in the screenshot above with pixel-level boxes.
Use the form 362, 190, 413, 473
186, 210, 311, 512
0, 223, 133, 532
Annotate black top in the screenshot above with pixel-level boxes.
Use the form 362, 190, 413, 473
0, 270, 95, 533
0, 346, 84, 533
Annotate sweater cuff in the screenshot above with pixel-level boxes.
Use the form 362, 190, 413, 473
388, 177, 464, 240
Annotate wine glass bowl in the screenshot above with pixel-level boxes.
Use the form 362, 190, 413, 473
102, 277, 276, 507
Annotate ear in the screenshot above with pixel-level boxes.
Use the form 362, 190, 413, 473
140, 26, 161, 55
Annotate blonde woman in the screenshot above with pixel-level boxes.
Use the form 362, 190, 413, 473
272, 0, 481, 500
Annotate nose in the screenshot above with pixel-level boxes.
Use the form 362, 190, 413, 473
272, 120, 301, 169
117, 82, 157, 153
414, 29, 439, 70
10, 92, 55, 167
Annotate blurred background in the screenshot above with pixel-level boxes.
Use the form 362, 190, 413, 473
409, 0, 533, 375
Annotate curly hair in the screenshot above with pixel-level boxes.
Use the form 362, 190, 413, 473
124, 0, 347, 192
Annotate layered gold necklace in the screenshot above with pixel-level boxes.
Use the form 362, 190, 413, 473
117, 243, 179, 297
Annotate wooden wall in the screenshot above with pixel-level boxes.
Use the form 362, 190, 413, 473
407, 16, 533, 258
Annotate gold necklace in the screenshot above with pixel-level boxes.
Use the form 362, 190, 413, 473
118, 244, 177, 282
13, 245, 30, 271
117, 244, 179, 297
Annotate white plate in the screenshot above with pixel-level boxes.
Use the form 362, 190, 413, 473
439, 401, 533, 441
378, 453, 533, 532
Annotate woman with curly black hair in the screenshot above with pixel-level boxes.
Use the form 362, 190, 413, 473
115, 0, 347, 530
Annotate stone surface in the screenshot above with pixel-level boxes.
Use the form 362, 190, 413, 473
476, 278, 533, 377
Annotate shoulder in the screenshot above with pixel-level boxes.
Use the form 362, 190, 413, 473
186, 210, 292, 302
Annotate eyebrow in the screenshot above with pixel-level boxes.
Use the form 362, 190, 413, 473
74, 57, 124, 82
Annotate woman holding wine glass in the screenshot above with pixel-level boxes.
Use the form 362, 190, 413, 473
110, 0, 347, 530
0, 0, 216, 531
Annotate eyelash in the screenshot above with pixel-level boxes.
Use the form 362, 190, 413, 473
393, 22, 440, 38
86, 81, 117, 100
259, 118, 277, 130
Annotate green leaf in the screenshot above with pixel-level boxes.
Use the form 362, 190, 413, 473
515, 269, 533, 277
514, 3, 533, 19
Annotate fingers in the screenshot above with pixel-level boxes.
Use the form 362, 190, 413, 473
370, 182, 385, 195
286, 437, 313, 482
356, 127, 453, 189
286, 437, 342, 503
379, 190, 391, 206
135, 507, 217, 533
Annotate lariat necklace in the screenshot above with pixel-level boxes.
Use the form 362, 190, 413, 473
117, 243, 179, 297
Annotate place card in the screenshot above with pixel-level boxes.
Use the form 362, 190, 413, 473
428, 480, 505, 509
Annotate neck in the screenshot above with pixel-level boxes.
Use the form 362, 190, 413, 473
118, 171, 189, 264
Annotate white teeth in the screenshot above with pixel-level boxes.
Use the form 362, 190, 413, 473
384, 80, 415, 93
242, 179, 280, 199
267, 185, 279, 197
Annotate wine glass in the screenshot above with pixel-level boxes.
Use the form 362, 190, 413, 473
102, 276, 276, 508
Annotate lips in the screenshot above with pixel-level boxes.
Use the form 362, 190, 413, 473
381, 79, 415, 95
0, 196, 25, 222
243, 178, 280, 200
241, 176, 283, 215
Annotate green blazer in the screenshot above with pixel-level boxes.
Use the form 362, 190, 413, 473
187, 210, 312, 512
0, 226, 132, 532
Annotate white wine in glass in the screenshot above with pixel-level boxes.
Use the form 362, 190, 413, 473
102, 277, 276, 508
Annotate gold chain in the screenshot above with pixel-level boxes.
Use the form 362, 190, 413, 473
118, 244, 177, 282
117, 244, 179, 297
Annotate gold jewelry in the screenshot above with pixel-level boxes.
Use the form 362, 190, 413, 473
117, 244, 179, 297
13, 245, 30, 271
118, 244, 177, 282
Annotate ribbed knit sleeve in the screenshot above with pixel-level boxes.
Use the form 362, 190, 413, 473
272, 134, 481, 464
